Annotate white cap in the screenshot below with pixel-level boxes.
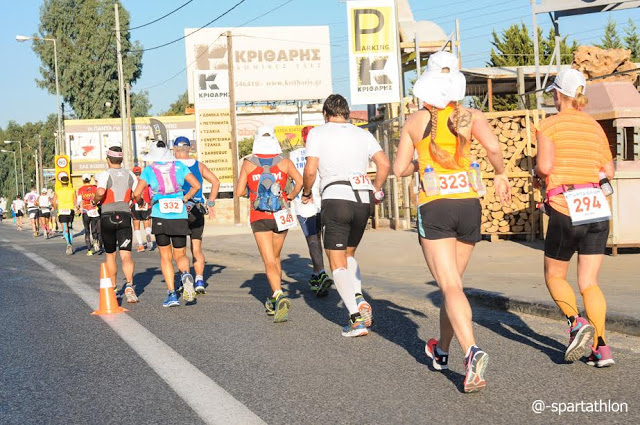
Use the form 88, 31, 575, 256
41, 187, 48, 193
413, 51, 466, 109
141, 142, 175, 162
82, 173, 91, 182
545, 69, 587, 98
252, 125, 282, 155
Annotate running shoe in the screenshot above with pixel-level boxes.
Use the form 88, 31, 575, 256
33, 231, 39, 237
463, 346, 489, 393
163, 291, 179, 307
92, 240, 101, 254
194, 279, 206, 294
565, 317, 595, 362
308, 274, 320, 292
356, 295, 373, 327
586, 345, 615, 368
316, 271, 333, 297
265, 298, 276, 316
273, 292, 291, 323
86, 250, 93, 256
124, 285, 139, 303
136, 245, 146, 253
181, 272, 196, 303
114, 285, 122, 299
65, 244, 73, 255
146, 241, 156, 251
425, 338, 449, 371
342, 315, 368, 337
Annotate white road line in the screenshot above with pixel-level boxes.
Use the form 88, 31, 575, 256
3, 239, 266, 425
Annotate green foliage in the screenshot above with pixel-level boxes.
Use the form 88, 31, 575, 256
33, 0, 143, 119
623, 18, 640, 62
238, 138, 254, 159
0, 116, 57, 199
162, 91, 191, 116
596, 17, 623, 50
130, 90, 151, 117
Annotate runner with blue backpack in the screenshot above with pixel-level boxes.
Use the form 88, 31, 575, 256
235, 126, 303, 323
133, 141, 202, 308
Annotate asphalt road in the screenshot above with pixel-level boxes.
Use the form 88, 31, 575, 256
0, 222, 638, 425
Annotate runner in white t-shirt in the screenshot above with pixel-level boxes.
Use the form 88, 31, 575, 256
12, 196, 25, 230
289, 125, 333, 295
37, 188, 53, 238
24, 188, 40, 237
302, 94, 390, 337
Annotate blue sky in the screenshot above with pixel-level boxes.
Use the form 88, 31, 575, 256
2, 0, 639, 127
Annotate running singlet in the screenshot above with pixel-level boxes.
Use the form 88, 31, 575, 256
140, 161, 192, 220
179, 159, 204, 203
247, 154, 288, 223
25, 191, 39, 208
539, 109, 613, 216
38, 195, 52, 211
56, 186, 76, 215
415, 105, 476, 205
77, 184, 98, 213
96, 168, 135, 213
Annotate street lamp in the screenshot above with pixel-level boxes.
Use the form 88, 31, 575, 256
0, 149, 19, 197
4, 140, 25, 196
16, 34, 62, 156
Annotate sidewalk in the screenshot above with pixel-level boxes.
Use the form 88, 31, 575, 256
202, 224, 640, 336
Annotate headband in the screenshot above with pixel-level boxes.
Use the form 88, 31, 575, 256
107, 149, 123, 158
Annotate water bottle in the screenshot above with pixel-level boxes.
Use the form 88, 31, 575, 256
599, 171, 613, 196
468, 161, 487, 197
422, 165, 440, 196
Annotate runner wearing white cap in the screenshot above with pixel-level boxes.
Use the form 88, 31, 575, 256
394, 51, 511, 392
37, 187, 53, 239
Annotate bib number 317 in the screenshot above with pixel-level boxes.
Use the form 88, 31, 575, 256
349, 173, 373, 191
159, 198, 184, 214
564, 188, 611, 225
274, 209, 297, 232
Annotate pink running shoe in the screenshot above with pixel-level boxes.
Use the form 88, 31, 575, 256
586, 345, 615, 368
565, 317, 594, 362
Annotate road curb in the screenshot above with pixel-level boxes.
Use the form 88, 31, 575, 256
464, 288, 640, 337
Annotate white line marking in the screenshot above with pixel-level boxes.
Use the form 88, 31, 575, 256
5, 240, 266, 425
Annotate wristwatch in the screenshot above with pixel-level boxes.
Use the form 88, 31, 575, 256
301, 192, 312, 198
206, 200, 216, 207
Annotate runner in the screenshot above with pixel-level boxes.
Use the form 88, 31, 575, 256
536, 69, 615, 367
11, 195, 24, 230
95, 146, 138, 303
235, 126, 303, 322
302, 94, 390, 336
290, 125, 333, 295
174, 136, 220, 294
52, 176, 77, 255
131, 166, 154, 253
393, 51, 511, 393
77, 174, 101, 255
133, 141, 201, 307
24, 187, 40, 237
0, 196, 6, 222
37, 188, 53, 239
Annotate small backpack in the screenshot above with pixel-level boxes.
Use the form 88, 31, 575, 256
150, 162, 181, 196
248, 155, 284, 212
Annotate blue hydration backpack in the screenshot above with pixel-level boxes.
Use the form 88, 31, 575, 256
248, 155, 284, 212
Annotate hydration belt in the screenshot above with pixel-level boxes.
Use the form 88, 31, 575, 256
321, 180, 374, 217
544, 183, 600, 203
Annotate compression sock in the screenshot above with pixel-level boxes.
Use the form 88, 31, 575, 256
145, 226, 152, 242
305, 234, 324, 273
332, 268, 359, 315
135, 229, 144, 246
581, 285, 607, 349
546, 277, 579, 320
346, 256, 362, 295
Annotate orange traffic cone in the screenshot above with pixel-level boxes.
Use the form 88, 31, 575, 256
92, 262, 128, 315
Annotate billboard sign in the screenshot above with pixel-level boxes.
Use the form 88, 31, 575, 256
534, 0, 640, 16
185, 26, 333, 103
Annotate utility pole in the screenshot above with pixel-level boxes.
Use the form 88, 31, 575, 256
114, 2, 129, 168
226, 31, 240, 225
35, 149, 40, 193
38, 135, 44, 190
126, 83, 135, 165
531, 0, 543, 110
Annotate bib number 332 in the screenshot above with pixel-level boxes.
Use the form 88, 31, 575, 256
564, 188, 611, 225
274, 209, 297, 232
159, 198, 184, 214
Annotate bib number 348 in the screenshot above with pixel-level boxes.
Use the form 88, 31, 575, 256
564, 188, 611, 225
159, 198, 184, 214
274, 209, 297, 232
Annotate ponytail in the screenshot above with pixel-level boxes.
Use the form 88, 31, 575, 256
428, 103, 469, 170
572, 86, 588, 109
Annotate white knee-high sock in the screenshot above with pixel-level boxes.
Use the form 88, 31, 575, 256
134, 229, 143, 245
332, 268, 359, 315
346, 256, 362, 296
145, 226, 153, 242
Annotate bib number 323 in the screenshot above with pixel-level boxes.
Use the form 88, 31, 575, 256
159, 198, 184, 214
439, 171, 471, 196
274, 209, 297, 232
564, 188, 611, 225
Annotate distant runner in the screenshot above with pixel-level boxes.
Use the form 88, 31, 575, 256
52, 176, 77, 255
37, 188, 53, 239
25, 187, 40, 237
11, 195, 24, 230
0, 197, 6, 222
131, 166, 154, 252
77, 174, 101, 255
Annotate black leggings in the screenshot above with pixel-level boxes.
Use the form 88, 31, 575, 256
82, 214, 101, 249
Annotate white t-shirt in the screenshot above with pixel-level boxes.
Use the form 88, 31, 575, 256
38, 195, 52, 209
25, 191, 39, 208
289, 147, 321, 217
0, 198, 6, 211
12, 199, 24, 212
305, 122, 382, 203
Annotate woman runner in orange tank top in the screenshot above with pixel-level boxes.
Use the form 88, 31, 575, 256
393, 51, 511, 393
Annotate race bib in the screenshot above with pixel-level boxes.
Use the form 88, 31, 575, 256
439, 172, 471, 196
564, 188, 611, 225
349, 173, 374, 191
87, 209, 100, 218
29, 212, 37, 219
274, 209, 297, 232
134, 203, 149, 211
158, 198, 184, 214
59, 209, 72, 216
40, 208, 50, 213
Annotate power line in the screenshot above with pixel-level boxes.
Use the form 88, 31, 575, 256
129, 0, 248, 53
129, 0, 195, 31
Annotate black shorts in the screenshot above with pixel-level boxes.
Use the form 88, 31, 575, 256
417, 198, 482, 243
58, 211, 75, 224
39, 210, 51, 219
298, 213, 321, 237
27, 208, 39, 220
321, 199, 371, 250
187, 204, 206, 240
544, 207, 610, 261
152, 217, 190, 249
131, 208, 151, 221
100, 212, 133, 253
16, 211, 24, 217
250, 218, 287, 234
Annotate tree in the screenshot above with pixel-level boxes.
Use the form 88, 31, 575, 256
162, 91, 191, 116
624, 18, 640, 62
33, 0, 143, 120
130, 90, 151, 117
597, 17, 623, 50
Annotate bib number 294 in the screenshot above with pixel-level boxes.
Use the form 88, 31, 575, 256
564, 188, 611, 225
274, 209, 297, 232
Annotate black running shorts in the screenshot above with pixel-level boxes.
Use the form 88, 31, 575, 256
27, 208, 39, 220
100, 211, 133, 253
40, 211, 51, 219
544, 207, 610, 261
417, 198, 482, 243
321, 199, 370, 250
188, 205, 206, 240
250, 218, 287, 234
58, 211, 75, 224
131, 208, 151, 222
152, 217, 190, 248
